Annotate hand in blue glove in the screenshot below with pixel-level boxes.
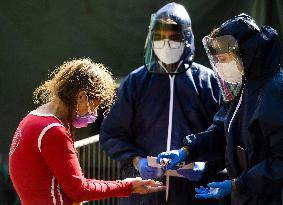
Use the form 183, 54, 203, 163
156, 148, 188, 170
176, 162, 206, 181
195, 186, 210, 194
195, 180, 232, 199
138, 158, 164, 179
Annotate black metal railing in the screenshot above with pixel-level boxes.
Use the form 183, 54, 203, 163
75, 135, 121, 205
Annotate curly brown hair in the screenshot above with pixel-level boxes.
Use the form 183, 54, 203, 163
33, 58, 116, 114
209, 27, 221, 38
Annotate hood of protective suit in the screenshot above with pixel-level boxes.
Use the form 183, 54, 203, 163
218, 13, 281, 82
144, 2, 195, 74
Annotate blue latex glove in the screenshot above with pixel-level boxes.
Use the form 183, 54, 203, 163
176, 162, 206, 181
138, 157, 164, 179
156, 148, 187, 170
195, 186, 210, 194
195, 180, 232, 199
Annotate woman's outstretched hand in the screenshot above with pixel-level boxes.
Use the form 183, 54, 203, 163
123, 177, 165, 194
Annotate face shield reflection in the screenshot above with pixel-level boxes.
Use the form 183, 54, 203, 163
202, 35, 244, 101
144, 15, 187, 74
152, 30, 184, 49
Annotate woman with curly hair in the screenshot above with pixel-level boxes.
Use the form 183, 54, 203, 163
9, 58, 164, 205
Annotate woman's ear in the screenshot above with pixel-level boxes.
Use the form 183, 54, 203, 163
76, 91, 89, 116
76, 91, 88, 105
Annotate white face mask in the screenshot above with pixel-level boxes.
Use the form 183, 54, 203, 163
153, 40, 185, 65
215, 60, 243, 83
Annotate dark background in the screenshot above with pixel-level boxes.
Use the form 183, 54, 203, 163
0, 0, 282, 157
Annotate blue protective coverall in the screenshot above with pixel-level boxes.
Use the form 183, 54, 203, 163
184, 14, 283, 205
100, 3, 226, 205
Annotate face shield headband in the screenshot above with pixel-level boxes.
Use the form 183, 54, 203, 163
202, 35, 244, 101
144, 14, 188, 74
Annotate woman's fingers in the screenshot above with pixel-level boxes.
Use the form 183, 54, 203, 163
141, 179, 163, 187
139, 185, 166, 194
128, 178, 165, 194
135, 184, 166, 194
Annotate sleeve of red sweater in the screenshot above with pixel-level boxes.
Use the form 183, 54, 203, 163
40, 125, 132, 202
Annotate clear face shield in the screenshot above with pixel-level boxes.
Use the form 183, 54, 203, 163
144, 14, 186, 74
202, 35, 244, 101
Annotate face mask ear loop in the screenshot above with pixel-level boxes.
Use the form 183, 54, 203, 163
86, 95, 92, 114
75, 103, 80, 117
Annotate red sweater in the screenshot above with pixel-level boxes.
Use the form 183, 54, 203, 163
9, 111, 132, 205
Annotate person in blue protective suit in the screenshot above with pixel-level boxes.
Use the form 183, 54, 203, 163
99, 2, 230, 205
157, 13, 283, 205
